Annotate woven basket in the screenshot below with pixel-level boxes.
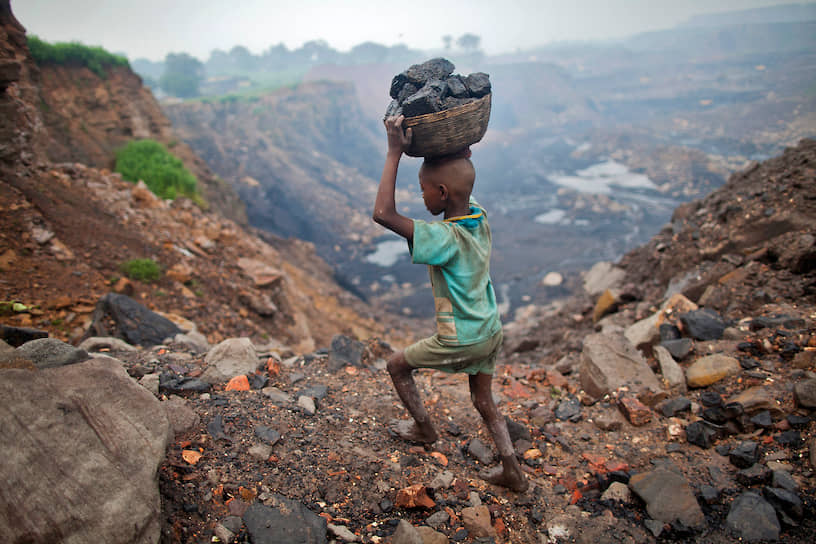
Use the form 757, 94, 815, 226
402, 93, 491, 158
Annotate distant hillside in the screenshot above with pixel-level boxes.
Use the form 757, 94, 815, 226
682, 2, 816, 26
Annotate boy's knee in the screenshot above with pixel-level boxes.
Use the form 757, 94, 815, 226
387, 352, 410, 376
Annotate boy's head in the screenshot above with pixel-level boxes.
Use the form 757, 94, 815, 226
418, 148, 475, 215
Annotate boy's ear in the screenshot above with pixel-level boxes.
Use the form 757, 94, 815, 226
439, 183, 449, 200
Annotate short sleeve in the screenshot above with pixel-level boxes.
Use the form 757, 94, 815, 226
412, 219, 458, 266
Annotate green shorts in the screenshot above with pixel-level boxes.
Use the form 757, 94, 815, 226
403, 329, 503, 375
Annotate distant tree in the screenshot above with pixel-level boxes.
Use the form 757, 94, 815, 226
229, 45, 257, 72
349, 41, 389, 64
442, 35, 453, 50
159, 52, 204, 98
457, 33, 481, 52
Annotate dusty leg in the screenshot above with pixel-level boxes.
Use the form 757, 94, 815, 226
386, 351, 438, 444
469, 372, 529, 492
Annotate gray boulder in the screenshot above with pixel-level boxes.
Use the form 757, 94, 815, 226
628, 468, 705, 530
580, 332, 663, 402
201, 337, 258, 383
0, 358, 170, 543
14, 337, 89, 369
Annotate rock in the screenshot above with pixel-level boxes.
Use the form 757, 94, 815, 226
654, 345, 686, 391
328, 334, 365, 371
686, 354, 741, 388
78, 336, 138, 352
506, 416, 532, 442
255, 425, 281, 445
601, 481, 632, 502
239, 289, 278, 316
236, 258, 284, 288
618, 396, 652, 426
0, 358, 170, 543
593, 411, 623, 431
792, 379, 816, 408
242, 498, 327, 543
685, 420, 721, 449
554, 396, 582, 421
624, 312, 660, 349
725, 492, 780, 542
159, 372, 211, 393
772, 469, 799, 492
262, 386, 293, 405
579, 332, 663, 401
214, 523, 236, 543
680, 308, 728, 340
461, 505, 496, 538
468, 438, 494, 465
174, 330, 210, 353
463, 72, 491, 97
13, 337, 89, 368
430, 470, 455, 490
391, 520, 424, 544
729, 441, 759, 468
426, 509, 450, 528
83, 293, 182, 347
593, 289, 621, 323
736, 464, 771, 486
660, 397, 691, 418
395, 485, 436, 509
628, 468, 705, 529
583, 261, 626, 295
328, 523, 358, 542
661, 338, 693, 360
728, 386, 784, 416
226, 374, 251, 391
763, 487, 803, 526
0, 324, 48, 347
541, 271, 563, 287
201, 338, 258, 383
298, 395, 316, 415
163, 395, 200, 435
416, 525, 448, 544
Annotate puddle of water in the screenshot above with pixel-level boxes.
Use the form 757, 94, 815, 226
548, 160, 656, 194
366, 239, 409, 267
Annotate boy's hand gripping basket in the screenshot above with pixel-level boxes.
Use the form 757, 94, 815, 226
402, 93, 491, 158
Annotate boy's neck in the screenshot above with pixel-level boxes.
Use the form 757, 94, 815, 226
443, 199, 473, 220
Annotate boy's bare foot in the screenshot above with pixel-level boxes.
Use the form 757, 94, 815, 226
480, 465, 530, 492
389, 419, 438, 444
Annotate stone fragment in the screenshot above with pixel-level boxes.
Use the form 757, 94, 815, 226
680, 308, 728, 340
685, 354, 740, 388
601, 481, 632, 502
78, 336, 138, 352
628, 468, 705, 529
391, 520, 423, 544
14, 338, 89, 369
728, 386, 784, 416
430, 470, 454, 490
653, 345, 686, 391
624, 312, 660, 349
660, 397, 691, 418
736, 464, 771, 486
661, 338, 693, 360
554, 396, 582, 421
328, 334, 365, 371
416, 525, 448, 544
685, 420, 720, 449
464, 72, 491, 97
139, 372, 160, 396
729, 441, 759, 469
239, 290, 278, 316
461, 505, 496, 538
763, 487, 803, 526
0, 358, 170, 543
395, 485, 436, 509
226, 374, 250, 391
255, 425, 281, 445
163, 395, 200, 435
593, 289, 621, 323
236, 258, 284, 288
468, 438, 494, 465
261, 386, 293, 405
297, 395, 316, 415
725, 492, 780, 542
772, 469, 799, 492
618, 396, 652, 426
201, 338, 258, 384
242, 499, 327, 543
580, 332, 662, 401
792, 379, 816, 408
594, 410, 623, 431
328, 524, 357, 542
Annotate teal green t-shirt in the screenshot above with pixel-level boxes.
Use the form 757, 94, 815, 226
410, 198, 502, 346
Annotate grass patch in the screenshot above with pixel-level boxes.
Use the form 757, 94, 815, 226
115, 139, 202, 203
27, 35, 129, 78
119, 258, 162, 282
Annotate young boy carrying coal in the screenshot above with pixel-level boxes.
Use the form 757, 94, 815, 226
372, 115, 529, 492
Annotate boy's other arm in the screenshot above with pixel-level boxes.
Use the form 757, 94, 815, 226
373, 116, 414, 242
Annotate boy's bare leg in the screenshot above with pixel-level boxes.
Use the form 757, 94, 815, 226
469, 372, 529, 492
387, 352, 439, 444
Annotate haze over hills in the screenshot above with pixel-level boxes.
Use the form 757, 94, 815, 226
149, 4, 816, 317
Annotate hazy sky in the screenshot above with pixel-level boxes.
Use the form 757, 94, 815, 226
13, 0, 812, 61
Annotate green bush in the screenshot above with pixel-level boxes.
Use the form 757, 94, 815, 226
119, 258, 162, 282
114, 139, 199, 201
27, 35, 129, 78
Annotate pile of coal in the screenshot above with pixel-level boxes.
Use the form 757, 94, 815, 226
384, 58, 491, 119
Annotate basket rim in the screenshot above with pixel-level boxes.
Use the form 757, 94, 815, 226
402, 93, 492, 127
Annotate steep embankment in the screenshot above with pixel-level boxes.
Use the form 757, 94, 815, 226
35, 56, 247, 224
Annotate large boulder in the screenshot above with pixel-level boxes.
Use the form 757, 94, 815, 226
201, 337, 259, 383
579, 332, 663, 402
83, 293, 182, 347
0, 358, 170, 543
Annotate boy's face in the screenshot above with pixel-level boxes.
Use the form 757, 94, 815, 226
419, 175, 445, 216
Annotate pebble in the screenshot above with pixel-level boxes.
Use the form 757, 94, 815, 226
686, 354, 741, 388
461, 505, 496, 538
248, 443, 272, 462
628, 468, 705, 529
297, 395, 316, 416
328, 523, 358, 542
601, 481, 632, 502
726, 491, 780, 541
430, 470, 454, 489
391, 520, 423, 544
554, 396, 582, 422
467, 438, 494, 465
425, 510, 450, 529
792, 378, 816, 408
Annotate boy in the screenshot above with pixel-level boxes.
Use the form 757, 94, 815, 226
372, 115, 528, 492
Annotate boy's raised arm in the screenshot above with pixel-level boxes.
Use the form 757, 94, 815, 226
373, 116, 414, 242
